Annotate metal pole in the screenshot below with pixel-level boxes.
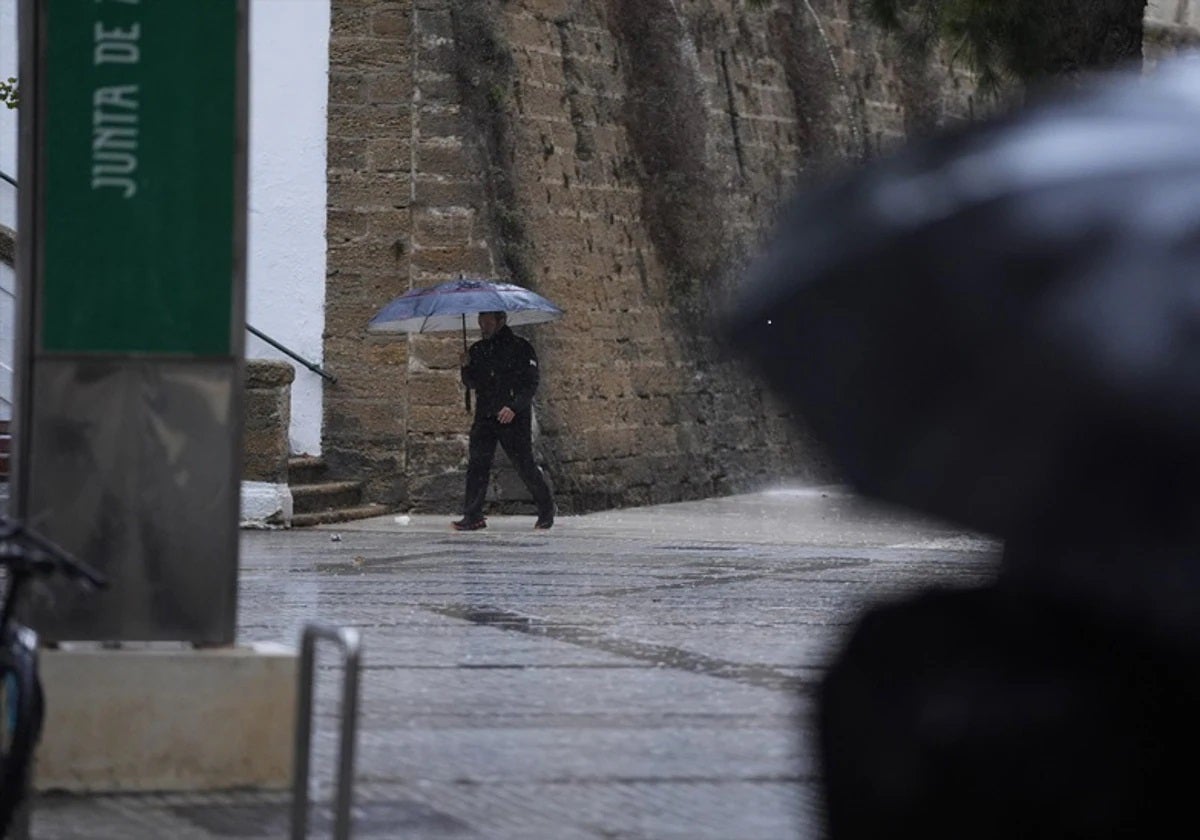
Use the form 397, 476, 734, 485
291, 623, 362, 840
336, 637, 361, 836
291, 632, 316, 839
13, 0, 39, 528
462, 314, 471, 414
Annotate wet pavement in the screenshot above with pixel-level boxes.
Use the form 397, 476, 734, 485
30, 486, 1000, 839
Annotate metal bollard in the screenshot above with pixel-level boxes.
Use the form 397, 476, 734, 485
291, 623, 362, 840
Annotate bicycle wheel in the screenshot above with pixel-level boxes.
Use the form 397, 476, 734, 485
0, 631, 43, 838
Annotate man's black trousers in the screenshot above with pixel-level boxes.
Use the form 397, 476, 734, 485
463, 413, 554, 521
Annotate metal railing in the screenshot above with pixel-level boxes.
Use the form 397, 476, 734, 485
247, 325, 336, 383
292, 623, 362, 840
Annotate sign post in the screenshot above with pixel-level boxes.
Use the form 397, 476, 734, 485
16, 0, 247, 643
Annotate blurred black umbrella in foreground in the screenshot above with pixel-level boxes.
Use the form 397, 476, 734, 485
725, 58, 1200, 543
725, 58, 1200, 840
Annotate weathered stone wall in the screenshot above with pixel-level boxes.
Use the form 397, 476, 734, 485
324, 2, 415, 505
243, 360, 294, 484
324, 0, 981, 513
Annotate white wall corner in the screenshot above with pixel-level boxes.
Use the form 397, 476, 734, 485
240, 481, 293, 529
246, 0, 330, 457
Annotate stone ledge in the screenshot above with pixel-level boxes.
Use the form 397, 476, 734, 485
35, 644, 297, 792
245, 358, 296, 389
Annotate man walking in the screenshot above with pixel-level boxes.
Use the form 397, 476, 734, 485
453, 311, 555, 531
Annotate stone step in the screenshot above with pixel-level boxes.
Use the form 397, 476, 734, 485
286, 455, 326, 486
290, 503, 390, 528
290, 480, 364, 515
284, 456, 386, 528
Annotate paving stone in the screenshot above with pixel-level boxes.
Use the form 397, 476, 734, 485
30, 489, 996, 839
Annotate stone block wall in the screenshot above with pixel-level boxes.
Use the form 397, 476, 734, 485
324, 1, 415, 505
243, 360, 294, 484
325, 0, 982, 513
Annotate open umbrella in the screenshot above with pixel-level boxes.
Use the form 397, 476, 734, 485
369, 277, 564, 410
723, 58, 1200, 540
369, 278, 564, 335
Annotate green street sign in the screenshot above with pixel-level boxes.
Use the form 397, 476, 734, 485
41, 0, 238, 355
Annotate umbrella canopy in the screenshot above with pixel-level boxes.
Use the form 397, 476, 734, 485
368, 278, 564, 335
723, 59, 1200, 539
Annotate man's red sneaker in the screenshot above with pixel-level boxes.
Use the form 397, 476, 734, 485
451, 517, 487, 531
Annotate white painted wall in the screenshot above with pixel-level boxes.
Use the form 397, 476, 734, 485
247, 0, 330, 456
1146, 0, 1199, 27
1, 0, 16, 232
1, 0, 17, 422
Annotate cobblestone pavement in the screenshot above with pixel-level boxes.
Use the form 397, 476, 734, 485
29, 487, 999, 839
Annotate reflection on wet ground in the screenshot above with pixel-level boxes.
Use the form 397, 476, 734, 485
33, 490, 998, 839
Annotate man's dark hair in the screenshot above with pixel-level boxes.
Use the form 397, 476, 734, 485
485, 311, 507, 321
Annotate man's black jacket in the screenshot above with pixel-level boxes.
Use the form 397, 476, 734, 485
460, 325, 540, 420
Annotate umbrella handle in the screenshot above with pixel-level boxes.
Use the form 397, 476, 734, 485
462, 315, 471, 414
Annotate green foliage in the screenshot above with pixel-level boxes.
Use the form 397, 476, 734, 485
868, 0, 1033, 89
867, 0, 1146, 89
0, 77, 17, 109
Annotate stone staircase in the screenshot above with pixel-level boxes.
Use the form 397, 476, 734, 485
288, 455, 388, 527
